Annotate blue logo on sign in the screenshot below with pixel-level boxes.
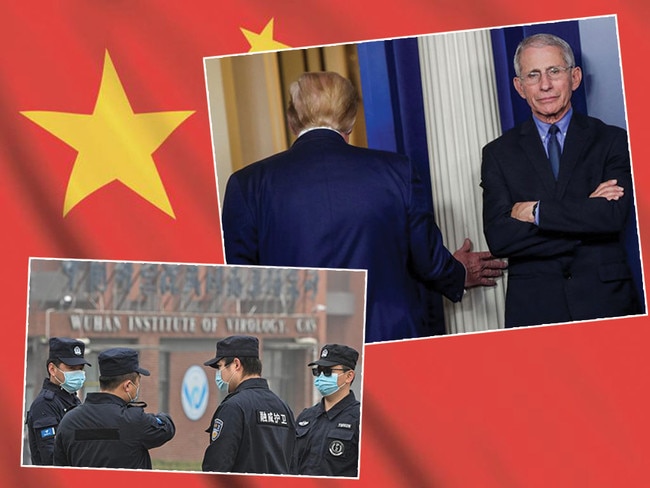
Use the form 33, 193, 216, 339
181, 365, 209, 421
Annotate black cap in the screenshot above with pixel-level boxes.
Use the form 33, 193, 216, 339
98, 348, 150, 377
48, 337, 92, 367
204, 335, 259, 368
308, 344, 359, 370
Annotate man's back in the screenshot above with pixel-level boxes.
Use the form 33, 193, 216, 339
53, 392, 175, 469
222, 129, 464, 342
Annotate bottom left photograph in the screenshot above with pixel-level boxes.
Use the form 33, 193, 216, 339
23, 258, 366, 478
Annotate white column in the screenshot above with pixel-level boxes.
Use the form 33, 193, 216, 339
418, 30, 507, 333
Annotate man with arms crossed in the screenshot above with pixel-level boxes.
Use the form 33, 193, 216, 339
481, 33, 641, 328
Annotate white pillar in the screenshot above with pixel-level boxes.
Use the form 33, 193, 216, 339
418, 30, 507, 333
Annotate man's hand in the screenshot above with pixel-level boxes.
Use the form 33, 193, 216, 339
590, 179, 623, 200
453, 238, 507, 288
511, 201, 537, 223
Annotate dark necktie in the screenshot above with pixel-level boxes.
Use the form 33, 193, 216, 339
547, 124, 561, 179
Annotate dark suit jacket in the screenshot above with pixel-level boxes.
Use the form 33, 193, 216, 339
481, 112, 641, 327
222, 129, 465, 342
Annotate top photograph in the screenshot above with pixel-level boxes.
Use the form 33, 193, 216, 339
206, 15, 645, 344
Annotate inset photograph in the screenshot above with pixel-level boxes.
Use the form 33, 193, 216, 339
23, 258, 366, 478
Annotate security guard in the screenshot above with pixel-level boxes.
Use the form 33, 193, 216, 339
53, 347, 175, 468
202, 335, 296, 473
291, 343, 361, 477
26, 337, 91, 465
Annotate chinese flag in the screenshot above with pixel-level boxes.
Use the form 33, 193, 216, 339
3, 2, 650, 488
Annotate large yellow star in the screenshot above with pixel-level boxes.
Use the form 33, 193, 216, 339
241, 18, 290, 52
21, 50, 194, 218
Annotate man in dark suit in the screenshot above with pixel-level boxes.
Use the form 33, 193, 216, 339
222, 71, 505, 343
481, 33, 642, 328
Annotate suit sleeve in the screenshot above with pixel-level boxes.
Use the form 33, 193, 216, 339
201, 403, 244, 472
407, 160, 465, 302
481, 144, 580, 258
538, 128, 632, 234
222, 172, 260, 265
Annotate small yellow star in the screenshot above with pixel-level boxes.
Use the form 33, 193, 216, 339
241, 18, 290, 52
21, 50, 194, 218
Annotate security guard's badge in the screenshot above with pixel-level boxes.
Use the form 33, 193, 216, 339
73, 346, 82, 356
321, 348, 329, 358
211, 418, 224, 441
329, 439, 345, 457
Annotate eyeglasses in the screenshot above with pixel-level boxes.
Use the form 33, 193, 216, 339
519, 66, 573, 86
311, 367, 348, 377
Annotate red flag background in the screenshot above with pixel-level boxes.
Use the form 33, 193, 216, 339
3, 1, 650, 487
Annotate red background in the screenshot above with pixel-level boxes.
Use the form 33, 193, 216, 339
2, 1, 649, 487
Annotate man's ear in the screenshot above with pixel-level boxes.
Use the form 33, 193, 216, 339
346, 370, 355, 384
513, 76, 526, 99
570, 66, 583, 92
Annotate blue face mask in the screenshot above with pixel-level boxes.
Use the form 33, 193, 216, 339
56, 367, 86, 393
314, 372, 341, 397
215, 369, 230, 393
127, 381, 141, 403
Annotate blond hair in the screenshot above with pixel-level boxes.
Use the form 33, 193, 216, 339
286, 71, 359, 135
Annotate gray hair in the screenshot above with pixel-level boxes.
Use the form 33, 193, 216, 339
513, 33, 576, 77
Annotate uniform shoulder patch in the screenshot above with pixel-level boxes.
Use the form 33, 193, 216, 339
40, 427, 56, 439
211, 418, 224, 441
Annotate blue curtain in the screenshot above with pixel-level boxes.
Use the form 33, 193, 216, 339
357, 38, 446, 335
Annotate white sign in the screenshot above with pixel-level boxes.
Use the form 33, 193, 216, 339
181, 365, 209, 421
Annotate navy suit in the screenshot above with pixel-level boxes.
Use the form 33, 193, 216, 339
481, 112, 641, 328
222, 129, 465, 342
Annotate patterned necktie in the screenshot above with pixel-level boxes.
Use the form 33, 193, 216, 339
547, 124, 561, 179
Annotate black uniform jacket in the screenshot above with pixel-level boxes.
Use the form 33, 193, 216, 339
292, 390, 360, 477
202, 377, 296, 473
26, 378, 81, 465
53, 392, 175, 469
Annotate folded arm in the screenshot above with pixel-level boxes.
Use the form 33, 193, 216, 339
481, 148, 579, 258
